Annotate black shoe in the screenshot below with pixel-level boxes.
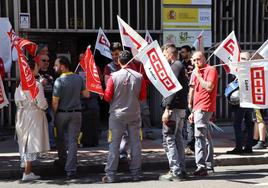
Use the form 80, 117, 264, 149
66, 171, 78, 180
132, 175, 141, 182
226, 148, 243, 154
173, 171, 188, 181
193, 168, 208, 176
53, 160, 65, 170
206, 167, 215, 173
242, 147, 253, 154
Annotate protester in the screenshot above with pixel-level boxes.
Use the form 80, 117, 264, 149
226, 52, 254, 154
188, 51, 218, 176
77, 53, 100, 147
102, 50, 147, 183
159, 44, 188, 181
38, 53, 56, 148
52, 56, 89, 179
253, 109, 267, 149
15, 59, 50, 181
180, 45, 195, 155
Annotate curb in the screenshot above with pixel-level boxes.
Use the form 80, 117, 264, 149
1, 154, 268, 179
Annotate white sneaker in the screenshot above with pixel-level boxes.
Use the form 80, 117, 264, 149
22, 172, 40, 181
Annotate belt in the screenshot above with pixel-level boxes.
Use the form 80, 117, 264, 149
58, 109, 81, 113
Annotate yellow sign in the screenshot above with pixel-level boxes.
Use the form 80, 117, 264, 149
163, 8, 198, 23
163, 0, 211, 5
163, 0, 191, 4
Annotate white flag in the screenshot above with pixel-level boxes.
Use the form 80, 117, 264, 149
117, 15, 148, 55
251, 39, 268, 59
135, 40, 182, 98
193, 30, 204, 52
95, 28, 112, 60
0, 18, 16, 72
145, 30, 153, 44
0, 76, 9, 108
237, 59, 268, 109
213, 31, 241, 75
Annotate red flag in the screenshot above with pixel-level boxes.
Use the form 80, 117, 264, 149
0, 76, 9, 108
80, 46, 104, 95
15, 38, 39, 99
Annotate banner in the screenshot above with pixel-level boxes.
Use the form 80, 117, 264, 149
0, 18, 17, 72
80, 46, 103, 95
135, 40, 182, 98
145, 30, 153, 44
0, 76, 9, 108
237, 59, 268, 109
213, 31, 241, 74
95, 28, 112, 60
15, 38, 39, 100
117, 15, 148, 55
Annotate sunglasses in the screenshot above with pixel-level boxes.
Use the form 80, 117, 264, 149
41, 59, 50, 62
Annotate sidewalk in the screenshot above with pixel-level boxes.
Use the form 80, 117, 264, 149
0, 125, 267, 179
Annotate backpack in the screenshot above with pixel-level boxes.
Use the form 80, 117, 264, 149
224, 79, 240, 105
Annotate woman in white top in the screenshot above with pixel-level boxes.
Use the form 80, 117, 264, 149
15, 59, 50, 181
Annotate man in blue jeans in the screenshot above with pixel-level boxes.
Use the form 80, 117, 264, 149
159, 44, 188, 181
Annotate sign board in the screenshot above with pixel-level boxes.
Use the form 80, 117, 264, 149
163, 7, 211, 29
163, 0, 211, 5
19, 13, 30, 29
163, 30, 211, 47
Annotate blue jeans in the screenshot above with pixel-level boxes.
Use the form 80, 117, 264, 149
232, 107, 254, 150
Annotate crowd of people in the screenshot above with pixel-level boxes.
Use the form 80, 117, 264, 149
14, 42, 267, 182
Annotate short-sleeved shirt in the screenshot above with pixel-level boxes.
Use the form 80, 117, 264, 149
103, 61, 121, 76
53, 72, 85, 111
191, 64, 218, 112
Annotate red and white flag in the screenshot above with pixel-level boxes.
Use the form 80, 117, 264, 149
251, 39, 268, 59
95, 28, 112, 60
193, 30, 204, 52
135, 40, 182, 98
145, 30, 153, 44
117, 15, 148, 55
0, 76, 9, 108
0, 18, 18, 73
237, 59, 268, 109
15, 38, 39, 100
80, 46, 104, 95
213, 31, 241, 74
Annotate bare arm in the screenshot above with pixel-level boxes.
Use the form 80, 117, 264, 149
52, 96, 60, 113
188, 86, 194, 109
195, 74, 214, 92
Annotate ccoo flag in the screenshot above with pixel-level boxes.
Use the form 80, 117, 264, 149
213, 31, 241, 75
135, 40, 182, 98
95, 28, 112, 60
117, 15, 148, 55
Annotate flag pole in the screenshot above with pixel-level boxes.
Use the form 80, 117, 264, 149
74, 63, 80, 73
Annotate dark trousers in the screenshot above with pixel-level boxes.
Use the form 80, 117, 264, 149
232, 107, 254, 150
81, 108, 99, 147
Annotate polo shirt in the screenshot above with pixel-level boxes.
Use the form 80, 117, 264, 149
53, 72, 85, 111
191, 64, 218, 112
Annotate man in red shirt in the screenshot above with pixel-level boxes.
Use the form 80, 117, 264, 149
188, 51, 218, 176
